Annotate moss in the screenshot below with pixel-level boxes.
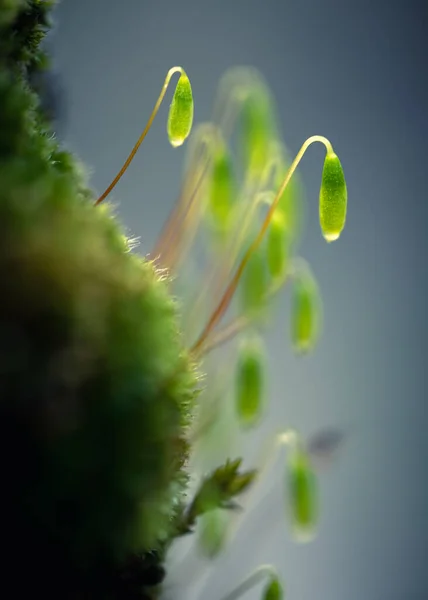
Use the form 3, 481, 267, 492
0, 1, 199, 596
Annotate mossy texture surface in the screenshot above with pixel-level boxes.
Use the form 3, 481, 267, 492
0, 1, 198, 595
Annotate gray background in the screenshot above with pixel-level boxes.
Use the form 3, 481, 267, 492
50, 0, 428, 599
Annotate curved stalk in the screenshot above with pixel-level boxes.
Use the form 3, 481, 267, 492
191, 136, 333, 355
95, 66, 184, 205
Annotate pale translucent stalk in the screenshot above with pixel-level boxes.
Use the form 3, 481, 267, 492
96, 66, 184, 205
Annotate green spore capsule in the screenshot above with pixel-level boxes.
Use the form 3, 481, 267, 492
209, 140, 235, 234
287, 446, 318, 541
240, 246, 268, 314
167, 71, 194, 147
241, 86, 276, 180
262, 576, 284, 600
199, 507, 229, 558
319, 150, 347, 242
291, 267, 322, 354
267, 209, 289, 280
235, 336, 266, 428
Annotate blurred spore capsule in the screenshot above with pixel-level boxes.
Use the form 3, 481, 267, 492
241, 87, 276, 179
267, 209, 288, 280
262, 575, 284, 600
287, 446, 318, 541
235, 336, 266, 428
209, 139, 235, 234
167, 71, 194, 147
240, 246, 268, 314
291, 266, 321, 354
198, 507, 228, 558
319, 150, 347, 242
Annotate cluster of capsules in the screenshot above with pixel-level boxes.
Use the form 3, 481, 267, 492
96, 66, 347, 600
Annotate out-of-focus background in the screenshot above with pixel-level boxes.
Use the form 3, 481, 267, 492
50, 1, 428, 599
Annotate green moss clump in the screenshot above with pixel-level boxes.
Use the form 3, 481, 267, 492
0, 1, 198, 596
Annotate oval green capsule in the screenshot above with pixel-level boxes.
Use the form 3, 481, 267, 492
240, 246, 268, 314
287, 446, 318, 541
167, 71, 194, 147
291, 267, 322, 354
241, 87, 276, 180
319, 151, 347, 242
262, 576, 284, 600
199, 508, 228, 558
267, 209, 289, 280
209, 141, 235, 234
235, 336, 266, 428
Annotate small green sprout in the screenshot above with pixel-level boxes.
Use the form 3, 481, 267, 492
319, 150, 348, 242
235, 335, 266, 428
183, 459, 256, 557
187, 458, 257, 521
167, 70, 194, 147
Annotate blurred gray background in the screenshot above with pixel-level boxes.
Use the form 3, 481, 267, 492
50, 0, 428, 599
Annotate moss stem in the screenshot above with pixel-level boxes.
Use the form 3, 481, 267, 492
95, 66, 184, 205
190, 136, 332, 355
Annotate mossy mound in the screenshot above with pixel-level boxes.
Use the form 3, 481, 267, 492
0, 1, 198, 596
